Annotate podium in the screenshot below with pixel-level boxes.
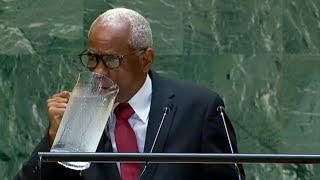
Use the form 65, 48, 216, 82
37, 152, 320, 180
39, 152, 320, 164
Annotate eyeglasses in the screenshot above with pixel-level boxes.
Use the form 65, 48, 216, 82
78, 48, 147, 69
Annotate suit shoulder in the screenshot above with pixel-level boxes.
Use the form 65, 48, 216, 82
161, 76, 223, 103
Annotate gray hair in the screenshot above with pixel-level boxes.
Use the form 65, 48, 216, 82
89, 8, 153, 50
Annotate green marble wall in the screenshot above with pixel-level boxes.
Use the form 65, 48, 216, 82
1, 0, 320, 179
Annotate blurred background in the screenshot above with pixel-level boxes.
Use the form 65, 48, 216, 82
1, 0, 320, 179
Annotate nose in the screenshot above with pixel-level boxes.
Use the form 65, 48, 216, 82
92, 60, 110, 76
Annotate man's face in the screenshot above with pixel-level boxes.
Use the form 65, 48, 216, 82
87, 22, 151, 102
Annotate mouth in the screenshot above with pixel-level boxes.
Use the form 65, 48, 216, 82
100, 86, 109, 90
98, 83, 118, 91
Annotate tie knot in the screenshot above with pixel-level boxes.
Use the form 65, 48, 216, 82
114, 103, 135, 121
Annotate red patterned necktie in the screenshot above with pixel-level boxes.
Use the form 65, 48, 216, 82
114, 103, 141, 180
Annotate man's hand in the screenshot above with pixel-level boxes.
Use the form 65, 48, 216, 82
46, 91, 71, 146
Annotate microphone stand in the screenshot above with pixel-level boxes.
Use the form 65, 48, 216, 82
217, 106, 242, 180
138, 106, 171, 180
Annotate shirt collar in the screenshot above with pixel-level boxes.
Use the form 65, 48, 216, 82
121, 74, 152, 123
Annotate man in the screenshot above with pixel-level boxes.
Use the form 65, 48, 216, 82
16, 8, 245, 180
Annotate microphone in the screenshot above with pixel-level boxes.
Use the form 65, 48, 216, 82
149, 101, 173, 153
138, 101, 173, 180
217, 106, 242, 180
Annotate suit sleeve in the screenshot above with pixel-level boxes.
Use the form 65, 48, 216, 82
14, 133, 82, 180
201, 95, 246, 179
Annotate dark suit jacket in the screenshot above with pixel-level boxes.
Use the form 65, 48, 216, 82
15, 70, 245, 180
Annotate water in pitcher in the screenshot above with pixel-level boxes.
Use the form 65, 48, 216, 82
51, 86, 116, 170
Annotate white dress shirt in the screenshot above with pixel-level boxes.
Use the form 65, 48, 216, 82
106, 74, 152, 154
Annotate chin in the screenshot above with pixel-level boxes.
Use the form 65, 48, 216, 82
115, 95, 127, 103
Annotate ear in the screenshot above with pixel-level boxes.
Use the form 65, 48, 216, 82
141, 48, 154, 73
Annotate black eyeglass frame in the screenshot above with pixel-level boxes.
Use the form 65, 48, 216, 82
78, 48, 148, 69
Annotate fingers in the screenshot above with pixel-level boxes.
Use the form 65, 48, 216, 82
47, 97, 68, 103
47, 91, 71, 120
47, 91, 71, 145
47, 91, 71, 109
52, 91, 71, 99
47, 101, 67, 108
48, 106, 66, 117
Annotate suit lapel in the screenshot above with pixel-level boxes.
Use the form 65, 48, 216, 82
142, 71, 176, 179
144, 71, 175, 153
143, 102, 176, 153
